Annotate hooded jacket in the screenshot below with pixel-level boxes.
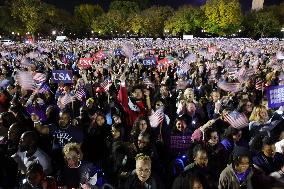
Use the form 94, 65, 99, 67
218, 164, 254, 189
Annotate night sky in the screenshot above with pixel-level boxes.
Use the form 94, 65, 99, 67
42, 0, 284, 13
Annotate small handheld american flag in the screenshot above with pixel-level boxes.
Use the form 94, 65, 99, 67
179, 60, 190, 72
17, 71, 36, 90
224, 111, 249, 129
149, 107, 165, 128
100, 78, 112, 92
255, 79, 264, 91
38, 83, 50, 94
60, 94, 75, 106
75, 88, 86, 101
217, 81, 242, 93
143, 78, 155, 88
33, 72, 46, 83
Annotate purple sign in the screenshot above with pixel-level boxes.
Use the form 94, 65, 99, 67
170, 135, 191, 154
141, 57, 156, 66
52, 70, 73, 83
266, 85, 284, 108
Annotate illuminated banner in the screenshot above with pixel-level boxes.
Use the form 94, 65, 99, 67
78, 58, 93, 69
114, 48, 122, 56
141, 57, 156, 66
170, 135, 191, 155
93, 50, 108, 62
266, 85, 284, 108
52, 70, 73, 83
65, 53, 77, 61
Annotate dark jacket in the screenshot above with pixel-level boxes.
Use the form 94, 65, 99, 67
253, 152, 284, 175
172, 163, 217, 189
123, 173, 163, 189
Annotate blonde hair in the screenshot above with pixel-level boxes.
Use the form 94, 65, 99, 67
63, 142, 83, 160
249, 105, 267, 123
135, 153, 151, 162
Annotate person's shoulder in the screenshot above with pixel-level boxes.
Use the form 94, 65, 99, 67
219, 164, 234, 177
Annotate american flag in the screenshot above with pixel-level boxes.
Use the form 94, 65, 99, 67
17, 71, 36, 90
226, 67, 238, 78
224, 111, 248, 129
179, 60, 190, 72
38, 83, 50, 94
217, 81, 242, 93
255, 79, 264, 91
122, 42, 134, 58
276, 51, 284, 60
184, 53, 197, 63
143, 78, 155, 88
237, 66, 246, 83
208, 69, 217, 81
60, 94, 75, 106
75, 88, 86, 101
149, 107, 165, 128
33, 72, 46, 83
100, 78, 112, 92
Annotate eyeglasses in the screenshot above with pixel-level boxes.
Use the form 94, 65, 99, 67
137, 168, 151, 174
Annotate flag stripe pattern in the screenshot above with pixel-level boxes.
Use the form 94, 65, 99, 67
149, 107, 165, 128
17, 71, 36, 90
75, 88, 86, 101
33, 73, 46, 83
224, 111, 249, 129
217, 81, 242, 93
143, 78, 155, 88
179, 61, 190, 72
38, 83, 50, 94
60, 94, 75, 106
255, 79, 264, 90
100, 78, 112, 92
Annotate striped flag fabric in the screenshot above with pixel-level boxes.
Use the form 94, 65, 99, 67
217, 81, 242, 93
60, 94, 75, 106
33, 72, 46, 83
100, 78, 112, 92
17, 71, 36, 90
75, 88, 86, 101
224, 111, 249, 129
122, 42, 134, 58
184, 53, 197, 63
237, 66, 247, 83
149, 107, 165, 128
276, 51, 284, 60
226, 67, 238, 78
179, 60, 190, 72
255, 79, 264, 91
38, 83, 50, 94
143, 78, 155, 88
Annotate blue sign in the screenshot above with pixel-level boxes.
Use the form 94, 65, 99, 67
65, 53, 77, 61
52, 70, 73, 83
141, 57, 156, 66
114, 49, 122, 56
266, 85, 284, 108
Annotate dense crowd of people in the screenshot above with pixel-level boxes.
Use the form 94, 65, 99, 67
0, 38, 284, 189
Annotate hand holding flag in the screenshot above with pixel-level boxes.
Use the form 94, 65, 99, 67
149, 107, 165, 128
223, 111, 248, 129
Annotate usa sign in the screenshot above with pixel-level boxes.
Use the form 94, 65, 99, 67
141, 57, 156, 66
52, 70, 73, 83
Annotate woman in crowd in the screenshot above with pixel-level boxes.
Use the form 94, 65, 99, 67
124, 153, 164, 189
57, 142, 104, 189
